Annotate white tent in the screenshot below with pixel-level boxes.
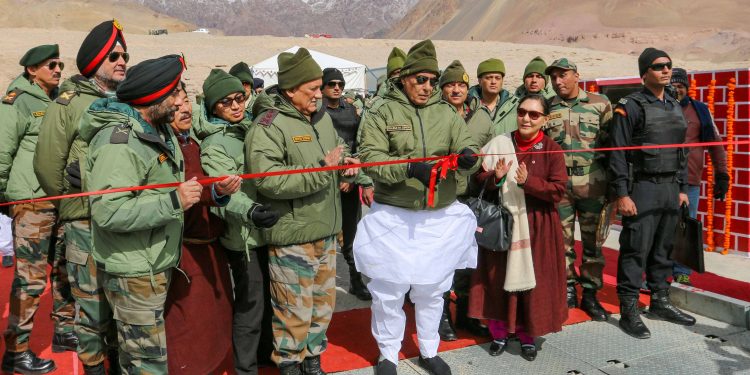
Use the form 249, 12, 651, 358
252, 46, 367, 93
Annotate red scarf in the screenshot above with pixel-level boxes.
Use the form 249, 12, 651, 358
514, 130, 543, 151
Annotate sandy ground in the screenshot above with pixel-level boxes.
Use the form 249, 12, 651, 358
0, 28, 745, 96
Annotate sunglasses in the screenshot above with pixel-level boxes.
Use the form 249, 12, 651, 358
326, 81, 345, 89
649, 62, 672, 71
517, 108, 545, 121
108, 52, 130, 63
45, 61, 64, 71
217, 94, 246, 107
415, 75, 439, 87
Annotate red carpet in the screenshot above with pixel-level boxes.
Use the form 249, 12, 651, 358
1, 244, 748, 374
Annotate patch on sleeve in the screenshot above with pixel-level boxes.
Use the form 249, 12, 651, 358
109, 123, 131, 144
292, 135, 312, 143
2, 89, 23, 104
55, 91, 77, 105
31, 111, 45, 117
385, 124, 412, 132
614, 107, 627, 117
258, 109, 278, 127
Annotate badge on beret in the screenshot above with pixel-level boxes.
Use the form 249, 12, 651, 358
462, 72, 469, 83
113, 19, 123, 31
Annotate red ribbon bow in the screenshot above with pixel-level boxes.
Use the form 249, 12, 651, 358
427, 154, 459, 208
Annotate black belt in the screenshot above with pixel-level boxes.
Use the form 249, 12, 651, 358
634, 173, 678, 183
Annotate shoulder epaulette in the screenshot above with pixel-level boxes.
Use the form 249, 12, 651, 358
258, 109, 278, 127
109, 123, 131, 144
55, 91, 78, 105
2, 88, 24, 105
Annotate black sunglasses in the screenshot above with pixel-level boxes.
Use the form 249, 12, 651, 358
108, 52, 130, 63
217, 94, 246, 107
415, 75, 439, 87
326, 81, 345, 89
517, 108, 545, 121
649, 62, 672, 71
45, 61, 64, 71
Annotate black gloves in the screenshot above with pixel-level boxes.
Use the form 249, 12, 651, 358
248, 204, 280, 228
408, 162, 435, 187
457, 148, 478, 169
65, 160, 82, 189
714, 172, 730, 200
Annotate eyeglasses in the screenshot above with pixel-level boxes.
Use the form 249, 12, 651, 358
326, 81, 345, 89
649, 62, 672, 71
108, 52, 130, 63
217, 94, 246, 107
45, 61, 64, 71
517, 108, 545, 120
415, 75, 439, 87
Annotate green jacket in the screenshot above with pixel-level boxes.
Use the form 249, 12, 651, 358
514, 81, 555, 100
34, 75, 107, 220
246, 93, 347, 246
81, 98, 184, 278
466, 85, 519, 148
199, 114, 264, 252
0, 75, 54, 201
358, 84, 479, 210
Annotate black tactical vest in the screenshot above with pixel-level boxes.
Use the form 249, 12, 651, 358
628, 92, 687, 174
325, 99, 360, 153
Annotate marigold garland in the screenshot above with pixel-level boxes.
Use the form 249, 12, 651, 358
722, 78, 736, 255
705, 79, 717, 252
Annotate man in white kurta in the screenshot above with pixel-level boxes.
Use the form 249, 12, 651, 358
355, 39, 480, 375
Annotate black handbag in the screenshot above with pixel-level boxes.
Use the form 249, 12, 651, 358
671, 203, 705, 273
465, 177, 514, 252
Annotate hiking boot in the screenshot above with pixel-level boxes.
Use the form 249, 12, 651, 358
674, 274, 692, 286
580, 289, 610, 321
618, 296, 650, 339
566, 284, 578, 308
438, 293, 457, 341
648, 290, 696, 326
301, 355, 326, 375
1, 350, 56, 375
418, 355, 451, 375
51, 332, 79, 353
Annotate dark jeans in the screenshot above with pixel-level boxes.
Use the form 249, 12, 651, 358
617, 180, 680, 297
340, 188, 361, 271
226, 247, 274, 375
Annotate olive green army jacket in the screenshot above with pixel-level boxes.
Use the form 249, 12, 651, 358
466, 85, 519, 149
81, 98, 184, 278
0, 75, 55, 201
246, 93, 348, 246
514, 82, 555, 100
358, 84, 479, 210
35, 75, 107, 221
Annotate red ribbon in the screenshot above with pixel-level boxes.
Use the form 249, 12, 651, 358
427, 154, 459, 208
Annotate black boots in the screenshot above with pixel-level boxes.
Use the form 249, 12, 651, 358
618, 296, 651, 339
301, 355, 326, 375
51, 331, 79, 353
648, 290, 696, 326
83, 363, 106, 375
1, 350, 56, 375
348, 266, 372, 301
566, 284, 578, 308
455, 296, 489, 337
438, 293, 458, 341
580, 289, 610, 321
418, 355, 452, 375
279, 362, 303, 375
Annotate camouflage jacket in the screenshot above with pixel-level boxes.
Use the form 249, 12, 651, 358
544, 90, 613, 169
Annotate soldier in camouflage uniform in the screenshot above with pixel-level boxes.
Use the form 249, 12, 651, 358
247, 48, 357, 375
34, 20, 127, 374
1, 44, 76, 375
544, 58, 613, 321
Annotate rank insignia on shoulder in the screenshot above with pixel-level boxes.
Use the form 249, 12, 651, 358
55, 91, 77, 105
109, 123, 131, 144
292, 135, 312, 143
2, 89, 22, 104
258, 109, 278, 127
31, 111, 45, 117
158, 153, 168, 164
618, 98, 628, 105
614, 107, 627, 117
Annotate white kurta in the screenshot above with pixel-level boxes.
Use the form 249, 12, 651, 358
353, 200, 478, 285
0, 213, 12, 257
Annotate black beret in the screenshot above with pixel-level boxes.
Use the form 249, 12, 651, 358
638, 47, 670, 77
116, 55, 185, 106
77, 20, 127, 77
19, 44, 59, 67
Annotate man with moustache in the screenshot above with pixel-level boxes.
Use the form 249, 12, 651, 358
80, 55, 203, 373
610, 48, 696, 339
514, 56, 555, 100
34, 20, 127, 373
439, 60, 470, 119
1, 44, 76, 375
466, 58, 519, 148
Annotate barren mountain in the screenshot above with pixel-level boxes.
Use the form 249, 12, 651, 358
384, 0, 750, 62
132, 0, 419, 37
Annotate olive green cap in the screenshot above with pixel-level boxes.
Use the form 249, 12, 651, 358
477, 58, 505, 77
545, 58, 577, 75
19, 44, 59, 67
439, 60, 469, 88
523, 56, 547, 82
277, 47, 323, 90
202, 68, 244, 112
229, 62, 254, 85
386, 47, 407, 77
399, 40, 439, 77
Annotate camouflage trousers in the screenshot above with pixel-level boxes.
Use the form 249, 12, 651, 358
65, 220, 117, 366
4, 201, 74, 352
268, 234, 338, 366
558, 170, 608, 290
102, 269, 171, 374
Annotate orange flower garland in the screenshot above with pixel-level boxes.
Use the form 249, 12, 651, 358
705, 80, 717, 252
722, 78, 736, 255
